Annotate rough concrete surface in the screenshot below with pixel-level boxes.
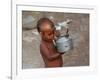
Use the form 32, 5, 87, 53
22, 11, 89, 69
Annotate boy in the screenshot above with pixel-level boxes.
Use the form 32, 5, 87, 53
36, 18, 64, 68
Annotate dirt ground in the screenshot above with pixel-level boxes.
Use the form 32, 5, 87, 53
22, 11, 89, 69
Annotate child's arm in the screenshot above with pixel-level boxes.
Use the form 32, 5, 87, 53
40, 44, 61, 61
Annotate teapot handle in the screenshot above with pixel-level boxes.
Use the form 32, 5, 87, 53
67, 28, 68, 33
66, 28, 69, 37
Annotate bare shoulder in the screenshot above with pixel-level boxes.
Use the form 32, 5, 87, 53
40, 42, 44, 48
40, 42, 47, 50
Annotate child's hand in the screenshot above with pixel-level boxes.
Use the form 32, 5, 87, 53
61, 52, 65, 55
58, 52, 65, 55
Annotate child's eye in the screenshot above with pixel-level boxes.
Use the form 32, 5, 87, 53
48, 32, 53, 35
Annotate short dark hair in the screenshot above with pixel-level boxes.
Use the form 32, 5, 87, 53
36, 17, 54, 32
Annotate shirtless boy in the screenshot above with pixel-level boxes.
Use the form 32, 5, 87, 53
36, 18, 64, 68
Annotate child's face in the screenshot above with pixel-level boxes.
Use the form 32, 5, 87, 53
40, 23, 55, 42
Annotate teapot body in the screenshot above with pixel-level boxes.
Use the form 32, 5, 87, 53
54, 20, 73, 53
55, 36, 73, 53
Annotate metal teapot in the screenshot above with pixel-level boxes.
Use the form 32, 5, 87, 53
54, 20, 73, 53
55, 33, 73, 53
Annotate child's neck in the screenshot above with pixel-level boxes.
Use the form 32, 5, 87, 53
42, 39, 53, 44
